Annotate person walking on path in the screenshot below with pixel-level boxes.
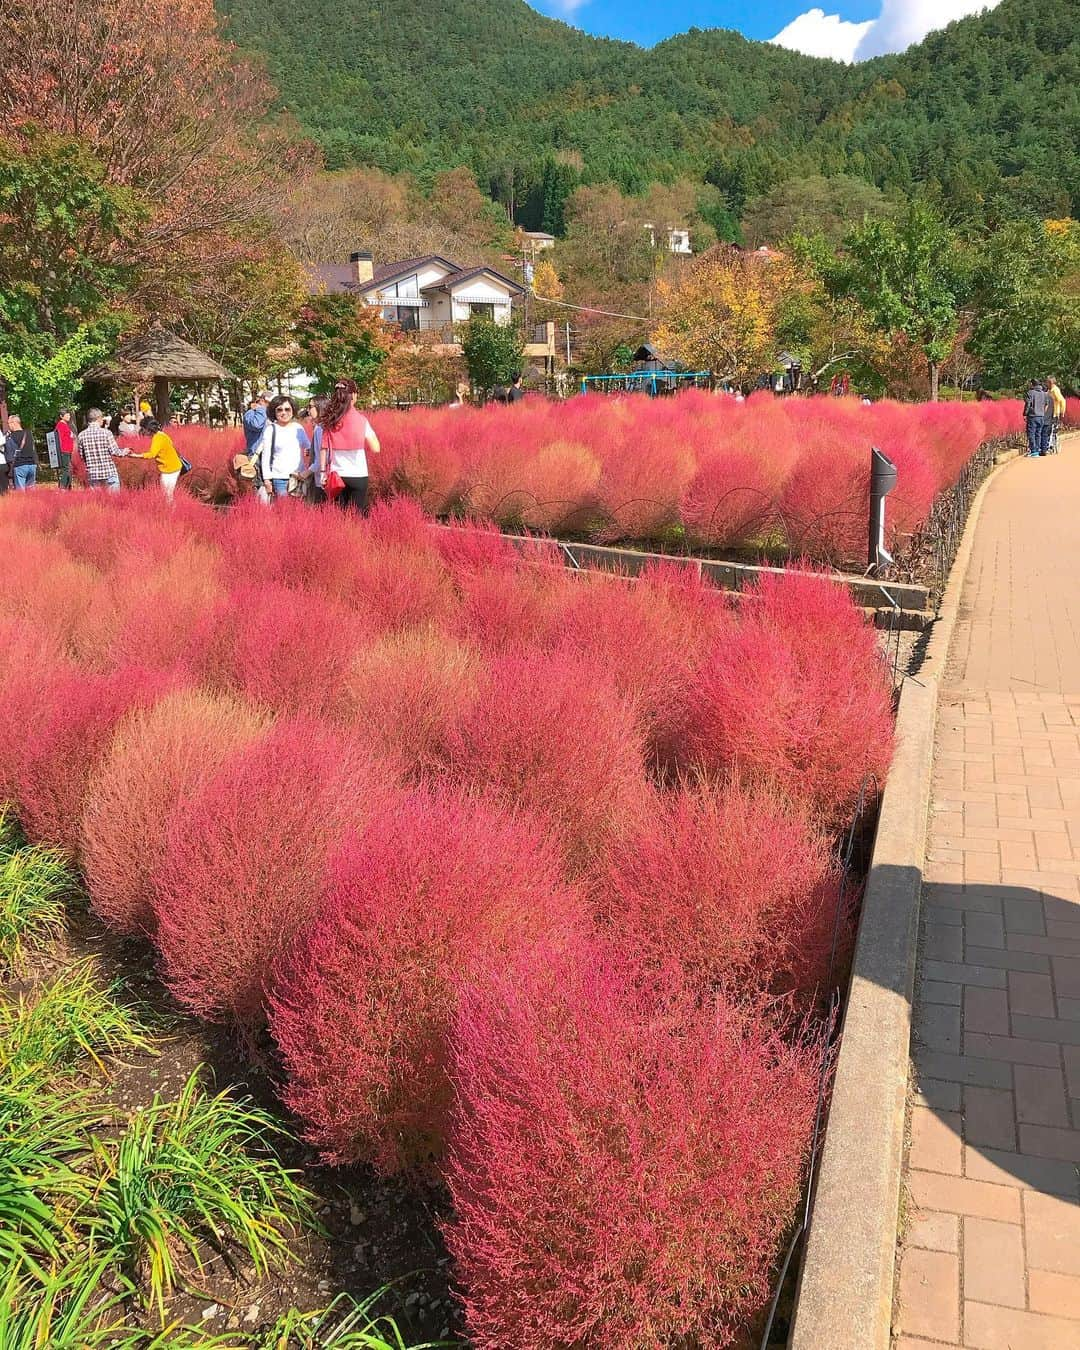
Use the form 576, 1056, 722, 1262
0, 432, 8, 495
1048, 376, 1067, 453
77, 409, 128, 492
129, 416, 185, 500
319, 378, 380, 513
5, 415, 38, 489
54, 409, 75, 489
1023, 379, 1052, 456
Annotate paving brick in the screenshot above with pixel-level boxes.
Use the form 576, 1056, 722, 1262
922, 961, 1007, 989
895, 1248, 959, 1342
910, 1107, 963, 1175
962, 1218, 1025, 1309
963, 987, 1009, 1036
963, 1032, 1061, 1067
921, 980, 963, 1006
1019, 1122, 1080, 1162
1060, 998, 1080, 1021
915, 1078, 964, 1112
1068, 1047, 1080, 1097
1029, 1270, 1080, 1319
925, 903, 964, 927
966, 944, 1051, 973
1003, 897, 1047, 934
893, 1338, 959, 1350
963, 1145, 1079, 1197
1024, 1189, 1080, 1274
1055, 957, 1080, 998
1012, 1013, 1080, 1046
1015, 1064, 1071, 1127
918, 1004, 963, 1054
907, 1170, 1020, 1222
915, 1052, 1012, 1091
925, 921, 965, 961
906, 1208, 959, 1253
1013, 932, 1080, 955
1007, 970, 1056, 1018
964, 1302, 1080, 1349
963, 1086, 1016, 1151
965, 912, 1006, 950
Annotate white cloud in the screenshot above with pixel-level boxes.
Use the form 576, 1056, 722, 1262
770, 8, 870, 62
772, 1, 1001, 63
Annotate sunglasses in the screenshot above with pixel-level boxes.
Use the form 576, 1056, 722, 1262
275, 406, 294, 416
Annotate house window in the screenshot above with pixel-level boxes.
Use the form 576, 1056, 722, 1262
469, 303, 495, 322
382, 306, 420, 330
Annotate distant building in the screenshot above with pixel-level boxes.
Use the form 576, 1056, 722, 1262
311, 251, 525, 337
520, 230, 557, 258
642, 223, 693, 255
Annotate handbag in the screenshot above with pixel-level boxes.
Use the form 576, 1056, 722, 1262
324, 468, 345, 500
178, 455, 192, 476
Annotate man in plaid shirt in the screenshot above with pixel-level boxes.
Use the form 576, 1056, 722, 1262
76, 409, 128, 490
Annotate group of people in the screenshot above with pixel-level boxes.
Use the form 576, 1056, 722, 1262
0, 407, 187, 500
1024, 377, 1068, 457
241, 377, 380, 511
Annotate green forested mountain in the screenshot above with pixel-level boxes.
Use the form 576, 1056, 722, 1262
219, 0, 1080, 224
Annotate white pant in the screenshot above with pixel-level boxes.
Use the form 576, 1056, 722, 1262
161, 469, 181, 500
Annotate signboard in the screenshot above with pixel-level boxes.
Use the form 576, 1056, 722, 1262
45, 430, 60, 469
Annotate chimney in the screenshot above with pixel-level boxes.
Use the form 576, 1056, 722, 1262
350, 250, 374, 286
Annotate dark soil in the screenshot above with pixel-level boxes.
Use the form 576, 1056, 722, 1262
19, 900, 463, 1342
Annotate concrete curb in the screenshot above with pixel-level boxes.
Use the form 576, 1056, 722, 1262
788, 447, 1023, 1350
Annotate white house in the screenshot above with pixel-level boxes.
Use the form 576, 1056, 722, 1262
642, 223, 693, 256
312, 251, 524, 338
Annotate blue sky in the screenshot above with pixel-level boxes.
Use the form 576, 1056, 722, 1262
527, 1, 1002, 62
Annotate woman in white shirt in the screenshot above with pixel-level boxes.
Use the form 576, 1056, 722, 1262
259, 395, 312, 500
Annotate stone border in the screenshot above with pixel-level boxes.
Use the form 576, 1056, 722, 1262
788, 447, 1021, 1350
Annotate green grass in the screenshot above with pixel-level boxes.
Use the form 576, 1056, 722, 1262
0, 807, 70, 975
88, 1069, 316, 1318
0, 958, 154, 1088
255, 1289, 456, 1348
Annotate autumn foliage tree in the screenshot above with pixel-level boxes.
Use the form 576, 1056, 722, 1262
652, 246, 803, 386
2, 0, 311, 328
294, 294, 396, 396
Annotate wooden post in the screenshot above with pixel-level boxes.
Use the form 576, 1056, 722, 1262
153, 377, 170, 423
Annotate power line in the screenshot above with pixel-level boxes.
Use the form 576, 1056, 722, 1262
528, 294, 651, 323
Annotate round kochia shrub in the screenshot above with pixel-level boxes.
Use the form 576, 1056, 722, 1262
444, 944, 820, 1349
271, 787, 584, 1174
81, 689, 270, 936
11, 665, 177, 859
448, 651, 650, 876
681, 569, 894, 825
152, 717, 401, 1024
600, 779, 845, 1004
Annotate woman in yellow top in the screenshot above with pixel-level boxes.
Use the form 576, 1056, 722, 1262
131, 417, 184, 500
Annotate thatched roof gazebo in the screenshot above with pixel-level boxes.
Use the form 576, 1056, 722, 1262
87, 324, 237, 422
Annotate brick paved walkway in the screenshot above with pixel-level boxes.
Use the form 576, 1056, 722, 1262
894, 435, 1080, 1349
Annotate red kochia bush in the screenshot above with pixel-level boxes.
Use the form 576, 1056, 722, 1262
445, 945, 820, 1349
11, 666, 176, 859
81, 689, 269, 936
682, 570, 894, 825
448, 651, 650, 875
601, 780, 844, 1004
271, 788, 584, 1173
152, 718, 400, 1024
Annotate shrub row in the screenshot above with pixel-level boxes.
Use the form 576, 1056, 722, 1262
95, 391, 1055, 563
0, 489, 894, 1347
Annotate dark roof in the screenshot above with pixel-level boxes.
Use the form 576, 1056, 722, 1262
433, 265, 525, 296
631, 343, 686, 372
310, 263, 361, 294
86, 324, 235, 382
310, 255, 458, 296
